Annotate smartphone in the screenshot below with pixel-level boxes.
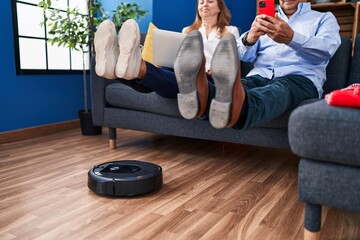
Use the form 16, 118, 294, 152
258, 0, 275, 18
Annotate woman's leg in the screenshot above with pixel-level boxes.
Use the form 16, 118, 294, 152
117, 62, 179, 98
137, 62, 179, 98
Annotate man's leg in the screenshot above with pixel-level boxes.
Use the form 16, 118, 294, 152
209, 33, 245, 128
233, 75, 318, 130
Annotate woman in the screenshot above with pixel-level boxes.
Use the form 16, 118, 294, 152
94, 0, 239, 116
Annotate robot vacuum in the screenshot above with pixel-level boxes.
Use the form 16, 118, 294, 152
88, 160, 162, 197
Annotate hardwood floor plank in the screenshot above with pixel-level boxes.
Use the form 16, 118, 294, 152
0, 233, 16, 240
175, 212, 222, 240
227, 170, 299, 239
0, 128, 359, 239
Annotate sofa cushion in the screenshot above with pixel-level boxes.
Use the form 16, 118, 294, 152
322, 35, 352, 96
106, 82, 182, 118
349, 34, 360, 85
289, 100, 360, 167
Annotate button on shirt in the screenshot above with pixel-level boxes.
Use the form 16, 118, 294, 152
237, 3, 341, 97
183, 25, 240, 72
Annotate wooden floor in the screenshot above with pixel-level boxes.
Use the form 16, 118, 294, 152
0, 128, 359, 240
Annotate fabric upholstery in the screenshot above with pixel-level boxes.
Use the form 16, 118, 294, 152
106, 82, 181, 118
289, 100, 360, 167
299, 159, 360, 212
292, 35, 360, 233
102, 107, 290, 148
349, 34, 360, 85
322, 35, 352, 95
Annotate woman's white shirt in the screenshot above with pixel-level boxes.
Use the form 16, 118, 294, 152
182, 25, 240, 72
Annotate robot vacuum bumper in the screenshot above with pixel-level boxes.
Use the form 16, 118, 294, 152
88, 160, 162, 197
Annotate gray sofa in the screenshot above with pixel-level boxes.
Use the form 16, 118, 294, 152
288, 34, 360, 239
90, 35, 352, 149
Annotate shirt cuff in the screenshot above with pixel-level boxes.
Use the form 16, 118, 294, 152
237, 37, 251, 53
288, 31, 308, 51
237, 33, 254, 51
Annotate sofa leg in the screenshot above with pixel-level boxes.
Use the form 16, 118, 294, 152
109, 127, 117, 149
304, 202, 322, 240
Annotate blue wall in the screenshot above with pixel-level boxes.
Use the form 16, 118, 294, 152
1, 0, 86, 132
152, 0, 196, 32
101, 1, 255, 33
1, 0, 255, 133
230, 1, 256, 33
152, 0, 255, 33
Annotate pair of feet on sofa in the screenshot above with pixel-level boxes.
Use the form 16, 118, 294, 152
94, 19, 142, 80
94, 19, 245, 129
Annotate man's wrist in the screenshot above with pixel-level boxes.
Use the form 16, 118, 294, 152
242, 32, 255, 46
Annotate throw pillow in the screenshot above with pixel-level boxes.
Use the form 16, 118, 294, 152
142, 22, 158, 64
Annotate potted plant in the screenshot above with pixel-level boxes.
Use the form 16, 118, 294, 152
111, 2, 149, 32
38, 0, 148, 135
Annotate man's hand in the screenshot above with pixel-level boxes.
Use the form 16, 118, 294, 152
246, 15, 268, 45
250, 14, 294, 45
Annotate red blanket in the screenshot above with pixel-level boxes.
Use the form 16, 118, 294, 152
325, 83, 360, 108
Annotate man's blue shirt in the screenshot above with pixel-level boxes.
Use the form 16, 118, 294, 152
237, 3, 341, 97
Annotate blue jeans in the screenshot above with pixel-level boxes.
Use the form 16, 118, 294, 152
118, 62, 179, 98
232, 74, 318, 130
119, 62, 215, 98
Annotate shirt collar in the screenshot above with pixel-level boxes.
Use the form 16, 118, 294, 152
199, 24, 221, 39
277, 2, 311, 20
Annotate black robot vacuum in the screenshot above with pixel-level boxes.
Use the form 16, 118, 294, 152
88, 160, 162, 197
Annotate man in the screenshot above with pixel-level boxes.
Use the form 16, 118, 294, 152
174, 0, 341, 129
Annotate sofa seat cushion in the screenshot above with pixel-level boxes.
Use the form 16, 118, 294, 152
106, 81, 313, 130
289, 100, 360, 167
106, 82, 182, 118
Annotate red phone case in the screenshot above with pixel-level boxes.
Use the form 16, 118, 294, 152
258, 0, 275, 18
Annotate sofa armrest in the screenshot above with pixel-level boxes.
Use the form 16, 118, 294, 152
288, 100, 360, 166
90, 55, 112, 126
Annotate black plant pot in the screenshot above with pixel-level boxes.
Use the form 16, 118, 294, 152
78, 110, 102, 136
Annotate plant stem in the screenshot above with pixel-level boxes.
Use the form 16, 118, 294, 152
82, 50, 88, 113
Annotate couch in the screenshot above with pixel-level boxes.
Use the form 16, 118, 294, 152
288, 34, 360, 240
90, 35, 352, 149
